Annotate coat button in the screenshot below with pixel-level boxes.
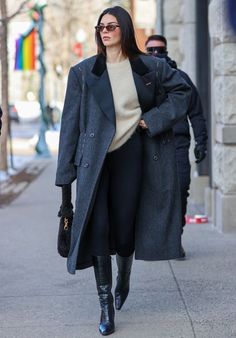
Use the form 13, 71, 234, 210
83, 163, 89, 168
153, 154, 158, 161
89, 132, 95, 138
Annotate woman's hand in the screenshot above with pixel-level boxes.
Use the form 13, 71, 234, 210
139, 119, 148, 129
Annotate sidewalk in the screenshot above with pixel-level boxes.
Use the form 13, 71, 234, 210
0, 158, 236, 338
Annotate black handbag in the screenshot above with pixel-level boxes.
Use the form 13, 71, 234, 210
57, 184, 73, 258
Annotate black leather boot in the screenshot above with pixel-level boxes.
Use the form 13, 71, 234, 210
115, 253, 133, 310
93, 256, 115, 336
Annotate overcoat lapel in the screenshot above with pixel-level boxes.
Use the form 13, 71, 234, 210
86, 54, 157, 124
130, 57, 156, 112
86, 54, 116, 126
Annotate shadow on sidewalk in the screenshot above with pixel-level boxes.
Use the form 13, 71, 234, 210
0, 161, 49, 207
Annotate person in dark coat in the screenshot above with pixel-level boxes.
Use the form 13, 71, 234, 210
145, 35, 208, 257
56, 7, 191, 336
227, 0, 236, 33
0, 106, 2, 135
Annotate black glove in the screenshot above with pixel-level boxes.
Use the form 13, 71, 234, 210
57, 184, 73, 258
58, 184, 73, 217
194, 146, 207, 164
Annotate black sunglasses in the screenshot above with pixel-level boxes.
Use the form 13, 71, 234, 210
146, 46, 167, 55
95, 24, 120, 33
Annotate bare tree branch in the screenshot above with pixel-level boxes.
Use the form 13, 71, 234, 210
0, 0, 30, 23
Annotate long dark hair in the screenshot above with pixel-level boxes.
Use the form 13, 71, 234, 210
95, 6, 143, 58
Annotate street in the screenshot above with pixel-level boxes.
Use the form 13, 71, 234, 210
9, 120, 59, 159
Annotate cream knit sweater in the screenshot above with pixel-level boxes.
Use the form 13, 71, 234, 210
107, 59, 142, 152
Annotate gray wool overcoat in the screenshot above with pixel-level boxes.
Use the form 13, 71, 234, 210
55, 54, 191, 274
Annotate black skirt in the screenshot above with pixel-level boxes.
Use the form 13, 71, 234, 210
87, 130, 143, 257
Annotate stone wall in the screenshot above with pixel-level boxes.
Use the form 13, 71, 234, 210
209, 0, 236, 231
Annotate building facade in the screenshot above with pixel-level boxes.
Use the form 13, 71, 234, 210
155, 0, 236, 231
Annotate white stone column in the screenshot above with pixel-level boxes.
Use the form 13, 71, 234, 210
162, 0, 184, 65
209, 0, 236, 231
179, 0, 209, 206
179, 0, 196, 82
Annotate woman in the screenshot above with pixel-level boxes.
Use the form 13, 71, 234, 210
56, 6, 191, 336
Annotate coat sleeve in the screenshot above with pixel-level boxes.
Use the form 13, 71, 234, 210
55, 67, 82, 186
142, 58, 192, 137
180, 71, 208, 150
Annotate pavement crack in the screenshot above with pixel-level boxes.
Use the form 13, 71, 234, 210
168, 260, 197, 338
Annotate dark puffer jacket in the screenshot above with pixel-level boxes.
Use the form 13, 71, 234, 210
165, 56, 208, 152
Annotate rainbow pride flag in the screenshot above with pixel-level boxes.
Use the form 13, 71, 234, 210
15, 27, 36, 71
